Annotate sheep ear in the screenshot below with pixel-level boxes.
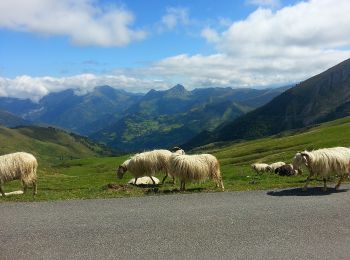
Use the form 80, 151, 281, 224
300, 153, 309, 166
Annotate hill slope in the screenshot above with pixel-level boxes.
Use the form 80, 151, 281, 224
0, 125, 113, 166
0, 109, 31, 127
186, 58, 350, 148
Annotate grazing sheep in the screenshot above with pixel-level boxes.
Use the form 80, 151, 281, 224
268, 162, 286, 172
275, 164, 302, 176
292, 147, 350, 191
117, 149, 177, 185
169, 153, 224, 191
0, 152, 38, 197
251, 163, 270, 174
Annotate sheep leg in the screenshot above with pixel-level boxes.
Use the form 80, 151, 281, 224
171, 176, 176, 185
180, 181, 185, 191
322, 178, 327, 192
302, 175, 311, 191
33, 181, 37, 195
0, 183, 5, 197
335, 176, 345, 190
22, 180, 28, 194
150, 176, 156, 185
161, 174, 168, 184
220, 179, 225, 191
134, 177, 138, 185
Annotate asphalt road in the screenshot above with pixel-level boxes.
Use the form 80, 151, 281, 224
2, 186, 350, 260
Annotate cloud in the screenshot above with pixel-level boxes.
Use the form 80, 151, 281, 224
2, 0, 350, 102
201, 27, 220, 43
219, 0, 350, 57
158, 7, 190, 32
246, 0, 281, 8
0, 74, 168, 102
0, 0, 146, 47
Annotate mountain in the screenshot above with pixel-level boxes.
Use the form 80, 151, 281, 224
0, 125, 114, 165
185, 58, 350, 148
0, 86, 142, 135
91, 85, 289, 151
0, 109, 31, 127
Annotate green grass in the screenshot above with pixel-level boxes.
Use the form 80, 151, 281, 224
2, 117, 350, 202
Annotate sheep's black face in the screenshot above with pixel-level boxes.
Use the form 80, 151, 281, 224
117, 166, 125, 179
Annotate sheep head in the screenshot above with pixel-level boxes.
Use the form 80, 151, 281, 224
292, 151, 310, 170
171, 146, 185, 155
116, 165, 127, 179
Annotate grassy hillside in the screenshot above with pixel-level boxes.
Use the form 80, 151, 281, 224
2, 117, 350, 202
0, 125, 113, 167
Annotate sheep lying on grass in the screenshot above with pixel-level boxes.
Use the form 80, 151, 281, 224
128, 176, 160, 185
251, 163, 270, 174
275, 164, 302, 176
169, 153, 224, 191
293, 147, 350, 191
0, 152, 38, 197
268, 162, 286, 172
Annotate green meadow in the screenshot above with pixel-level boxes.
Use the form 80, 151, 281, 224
2, 117, 350, 202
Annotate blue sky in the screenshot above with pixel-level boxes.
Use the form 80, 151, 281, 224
1, 0, 350, 101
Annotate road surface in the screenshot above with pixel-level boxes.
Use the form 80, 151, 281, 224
1, 186, 350, 259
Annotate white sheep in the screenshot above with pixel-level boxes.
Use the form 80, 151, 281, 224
169, 153, 224, 191
251, 163, 270, 174
117, 149, 176, 185
0, 152, 38, 196
268, 161, 286, 172
292, 147, 350, 191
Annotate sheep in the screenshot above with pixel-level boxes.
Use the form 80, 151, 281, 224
268, 162, 286, 172
251, 163, 270, 174
274, 164, 302, 176
292, 147, 350, 191
128, 176, 160, 185
0, 152, 38, 197
116, 149, 182, 185
169, 153, 224, 191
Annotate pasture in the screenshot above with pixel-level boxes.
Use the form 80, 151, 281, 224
1, 117, 350, 202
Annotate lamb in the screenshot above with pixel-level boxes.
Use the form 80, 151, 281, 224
251, 163, 270, 174
117, 148, 184, 185
292, 147, 350, 191
169, 153, 224, 191
268, 162, 286, 172
274, 164, 302, 176
0, 152, 38, 197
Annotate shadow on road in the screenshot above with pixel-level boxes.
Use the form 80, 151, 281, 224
145, 187, 207, 195
267, 187, 348, 197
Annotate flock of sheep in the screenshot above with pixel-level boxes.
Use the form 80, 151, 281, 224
117, 147, 225, 191
252, 147, 350, 191
1, 146, 350, 197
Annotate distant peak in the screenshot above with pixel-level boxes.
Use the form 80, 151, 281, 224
171, 84, 186, 91
166, 84, 188, 95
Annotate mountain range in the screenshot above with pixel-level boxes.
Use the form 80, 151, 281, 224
185, 58, 350, 149
0, 84, 287, 151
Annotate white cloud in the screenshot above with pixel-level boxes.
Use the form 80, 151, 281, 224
220, 0, 350, 57
0, 74, 168, 102
0, 0, 146, 47
201, 27, 220, 43
158, 7, 190, 32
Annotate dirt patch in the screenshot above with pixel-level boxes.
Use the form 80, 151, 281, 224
105, 183, 129, 191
